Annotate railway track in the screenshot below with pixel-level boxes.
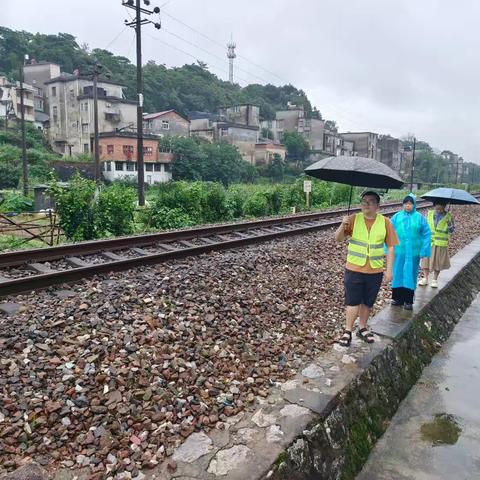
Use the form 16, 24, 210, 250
0, 198, 474, 298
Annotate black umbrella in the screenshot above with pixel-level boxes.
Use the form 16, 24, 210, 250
304, 155, 404, 211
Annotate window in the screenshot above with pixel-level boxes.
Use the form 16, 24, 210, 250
162, 120, 170, 130
99, 145, 102, 155
154, 163, 162, 172
52, 106, 58, 123
69, 89, 75, 100
82, 102, 88, 112
115, 161, 124, 171
146, 163, 153, 172
126, 162, 135, 171
51, 86, 57, 97
123, 145, 134, 157
220, 127, 229, 136
145, 146, 153, 156
107, 144, 114, 155
164, 163, 171, 172
82, 123, 89, 134
106, 161, 111, 171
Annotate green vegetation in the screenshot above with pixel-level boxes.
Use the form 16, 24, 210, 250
48, 173, 136, 241
0, 120, 59, 189
0, 190, 34, 213
0, 27, 317, 121
403, 139, 480, 185
160, 136, 257, 185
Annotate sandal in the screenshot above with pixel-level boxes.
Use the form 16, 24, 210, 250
357, 328, 374, 344
336, 330, 352, 347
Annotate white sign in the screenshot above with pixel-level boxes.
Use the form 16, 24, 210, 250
303, 180, 312, 193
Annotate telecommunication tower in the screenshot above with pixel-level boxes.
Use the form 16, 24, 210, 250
227, 39, 236, 83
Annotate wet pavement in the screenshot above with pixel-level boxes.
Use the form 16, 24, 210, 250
357, 292, 480, 480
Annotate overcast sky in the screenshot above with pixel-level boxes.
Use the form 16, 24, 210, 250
4, 0, 480, 162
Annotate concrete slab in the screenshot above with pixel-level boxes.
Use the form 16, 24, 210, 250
0, 302, 22, 316
357, 293, 480, 480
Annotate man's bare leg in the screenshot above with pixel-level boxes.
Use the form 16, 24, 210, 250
358, 304, 371, 330
345, 305, 359, 331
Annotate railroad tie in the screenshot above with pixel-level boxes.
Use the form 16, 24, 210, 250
101, 251, 124, 261
65, 256, 91, 268
26, 263, 56, 274
131, 247, 149, 256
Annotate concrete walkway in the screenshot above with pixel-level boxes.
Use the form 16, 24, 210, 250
357, 292, 480, 480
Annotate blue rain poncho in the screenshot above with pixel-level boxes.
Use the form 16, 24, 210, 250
391, 194, 431, 291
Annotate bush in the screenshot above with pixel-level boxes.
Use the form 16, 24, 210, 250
225, 186, 246, 219
49, 175, 138, 241
0, 191, 34, 213
199, 182, 228, 223
139, 206, 194, 230
48, 173, 98, 241
243, 192, 270, 217
0, 145, 22, 188
97, 184, 136, 236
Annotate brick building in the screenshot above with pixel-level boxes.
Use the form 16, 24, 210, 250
144, 109, 190, 137
99, 131, 173, 184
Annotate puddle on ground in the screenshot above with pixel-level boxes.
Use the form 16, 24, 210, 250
420, 413, 462, 446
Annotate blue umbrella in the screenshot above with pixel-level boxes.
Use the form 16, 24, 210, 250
421, 187, 480, 205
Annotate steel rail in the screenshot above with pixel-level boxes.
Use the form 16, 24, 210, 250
0, 197, 476, 298
0, 199, 437, 268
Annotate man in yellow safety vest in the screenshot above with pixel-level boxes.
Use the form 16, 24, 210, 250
335, 191, 398, 347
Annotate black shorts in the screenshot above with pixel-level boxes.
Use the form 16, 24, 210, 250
344, 269, 383, 308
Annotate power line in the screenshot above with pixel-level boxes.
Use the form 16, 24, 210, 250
161, 10, 285, 83
150, 9, 400, 134
103, 26, 129, 51
144, 31, 250, 85
161, 27, 270, 84
159, 10, 374, 127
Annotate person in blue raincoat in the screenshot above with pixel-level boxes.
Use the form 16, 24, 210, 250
390, 194, 431, 310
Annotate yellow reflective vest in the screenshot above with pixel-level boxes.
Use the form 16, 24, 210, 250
427, 210, 452, 247
347, 213, 386, 269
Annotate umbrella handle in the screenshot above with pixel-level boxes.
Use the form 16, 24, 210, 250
347, 185, 353, 214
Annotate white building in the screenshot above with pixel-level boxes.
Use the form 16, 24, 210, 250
99, 131, 173, 184
44, 74, 137, 156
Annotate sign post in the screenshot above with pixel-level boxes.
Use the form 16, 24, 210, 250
303, 180, 312, 209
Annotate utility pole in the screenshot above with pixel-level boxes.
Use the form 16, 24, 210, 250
409, 136, 416, 192
123, 0, 161, 206
92, 62, 102, 182
20, 54, 29, 197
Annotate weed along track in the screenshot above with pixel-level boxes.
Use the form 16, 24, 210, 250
0, 198, 454, 297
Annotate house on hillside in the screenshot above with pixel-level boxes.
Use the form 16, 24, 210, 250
189, 105, 260, 164
44, 73, 136, 156
0, 76, 36, 124
143, 109, 190, 137
24, 61, 60, 127
340, 132, 378, 159
99, 130, 173, 184
254, 140, 286, 165
377, 135, 402, 171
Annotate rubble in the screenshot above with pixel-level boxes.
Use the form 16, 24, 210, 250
0, 206, 478, 477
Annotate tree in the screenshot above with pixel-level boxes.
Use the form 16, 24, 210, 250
265, 153, 285, 182
324, 120, 338, 132
282, 131, 310, 165
169, 136, 258, 185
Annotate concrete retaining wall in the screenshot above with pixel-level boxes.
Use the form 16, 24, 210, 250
266, 240, 480, 480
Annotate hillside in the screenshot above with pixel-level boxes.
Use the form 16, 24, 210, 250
0, 27, 315, 120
